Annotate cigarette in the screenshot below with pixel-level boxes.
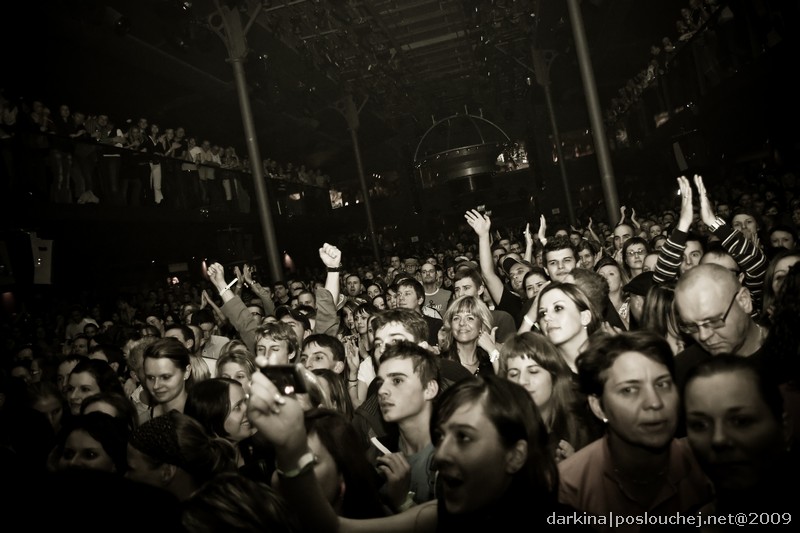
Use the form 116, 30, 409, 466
223, 278, 239, 291
370, 437, 392, 455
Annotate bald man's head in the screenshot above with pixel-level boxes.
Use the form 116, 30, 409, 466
674, 264, 755, 356
676, 263, 740, 296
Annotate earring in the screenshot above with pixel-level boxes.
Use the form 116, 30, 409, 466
602, 418, 608, 424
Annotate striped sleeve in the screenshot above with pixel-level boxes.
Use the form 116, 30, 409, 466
653, 228, 688, 284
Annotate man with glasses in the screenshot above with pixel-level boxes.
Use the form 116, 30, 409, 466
673, 264, 767, 387
420, 262, 451, 317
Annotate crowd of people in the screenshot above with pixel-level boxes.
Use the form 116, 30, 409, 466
2, 166, 800, 531
0, 93, 331, 212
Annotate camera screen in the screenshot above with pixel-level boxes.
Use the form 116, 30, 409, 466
261, 364, 306, 395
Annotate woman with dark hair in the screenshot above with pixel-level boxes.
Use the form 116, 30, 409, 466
186, 375, 285, 485
576, 239, 603, 271
126, 410, 238, 501
65, 358, 126, 416
522, 266, 549, 302
312, 369, 355, 422
639, 281, 686, 356
621, 236, 650, 279
184, 378, 254, 444
499, 332, 599, 463
80, 390, 139, 431
27, 380, 67, 434
53, 412, 129, 474
182, 472, 300, 533
682, 355, 798, 515
274, 408, 387, 519
337, 300, 359, 339
558, 331, 713, 523
535, 282, 603, 374
594, 257, 631, 331
761, 261, 800, 452
248, 372, 572, 530
142, 337, 193, 420
760, 248, 800, 322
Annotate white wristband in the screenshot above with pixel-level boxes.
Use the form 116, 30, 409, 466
523, 315, 535, 326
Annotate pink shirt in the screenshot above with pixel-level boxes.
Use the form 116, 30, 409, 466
558, 435, 713, 532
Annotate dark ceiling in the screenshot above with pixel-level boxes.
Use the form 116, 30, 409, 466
6, 0, 687, 181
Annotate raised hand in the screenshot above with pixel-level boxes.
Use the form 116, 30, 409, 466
619, 205, 627, 223
343, 337, 360, 379
693, 174, 717, 228
319, 242, 342, 268
523, 223, 533, 247
676, 175, 694, 231
477, 326, 499, 354
206, 262, 228, 293
537, 214, 547, 242
247, 370, 305, 455
465, 209, 492, 238
242, 263, 255, 286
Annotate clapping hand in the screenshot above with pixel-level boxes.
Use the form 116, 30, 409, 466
242, 263, 256, 286
523, 223, 533, 247
676, 175, 694, 232
537, 214, 547, 242
693, 174, 717, 229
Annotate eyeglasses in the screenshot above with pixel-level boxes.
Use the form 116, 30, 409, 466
626, 249, 646, 257
678, 292, 738, 335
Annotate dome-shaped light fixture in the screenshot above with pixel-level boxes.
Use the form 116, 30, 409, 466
413, 111, 511, 194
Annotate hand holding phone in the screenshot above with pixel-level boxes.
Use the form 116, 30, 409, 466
260, 364, 308, 396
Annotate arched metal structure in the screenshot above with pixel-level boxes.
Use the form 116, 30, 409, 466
413, 112, 512, 193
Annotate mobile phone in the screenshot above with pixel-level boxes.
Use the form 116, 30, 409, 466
260, 364, 308, 395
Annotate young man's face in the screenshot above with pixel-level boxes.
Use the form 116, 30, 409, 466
256, 336, 292, 365
377, 357, 431, 423
300, 342, 342, 373
544, 248, 576, 283
372, 322, 418, 360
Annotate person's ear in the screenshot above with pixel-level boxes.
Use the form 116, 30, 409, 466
588, 394, 607, 422
580, 309, 592, 327
160, 463, 177, 485
183, 365, 192, 381
333, 360, 345, 374
735, 286, 752, 315
504, 439, 528, 474
423, 379, 439, 401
